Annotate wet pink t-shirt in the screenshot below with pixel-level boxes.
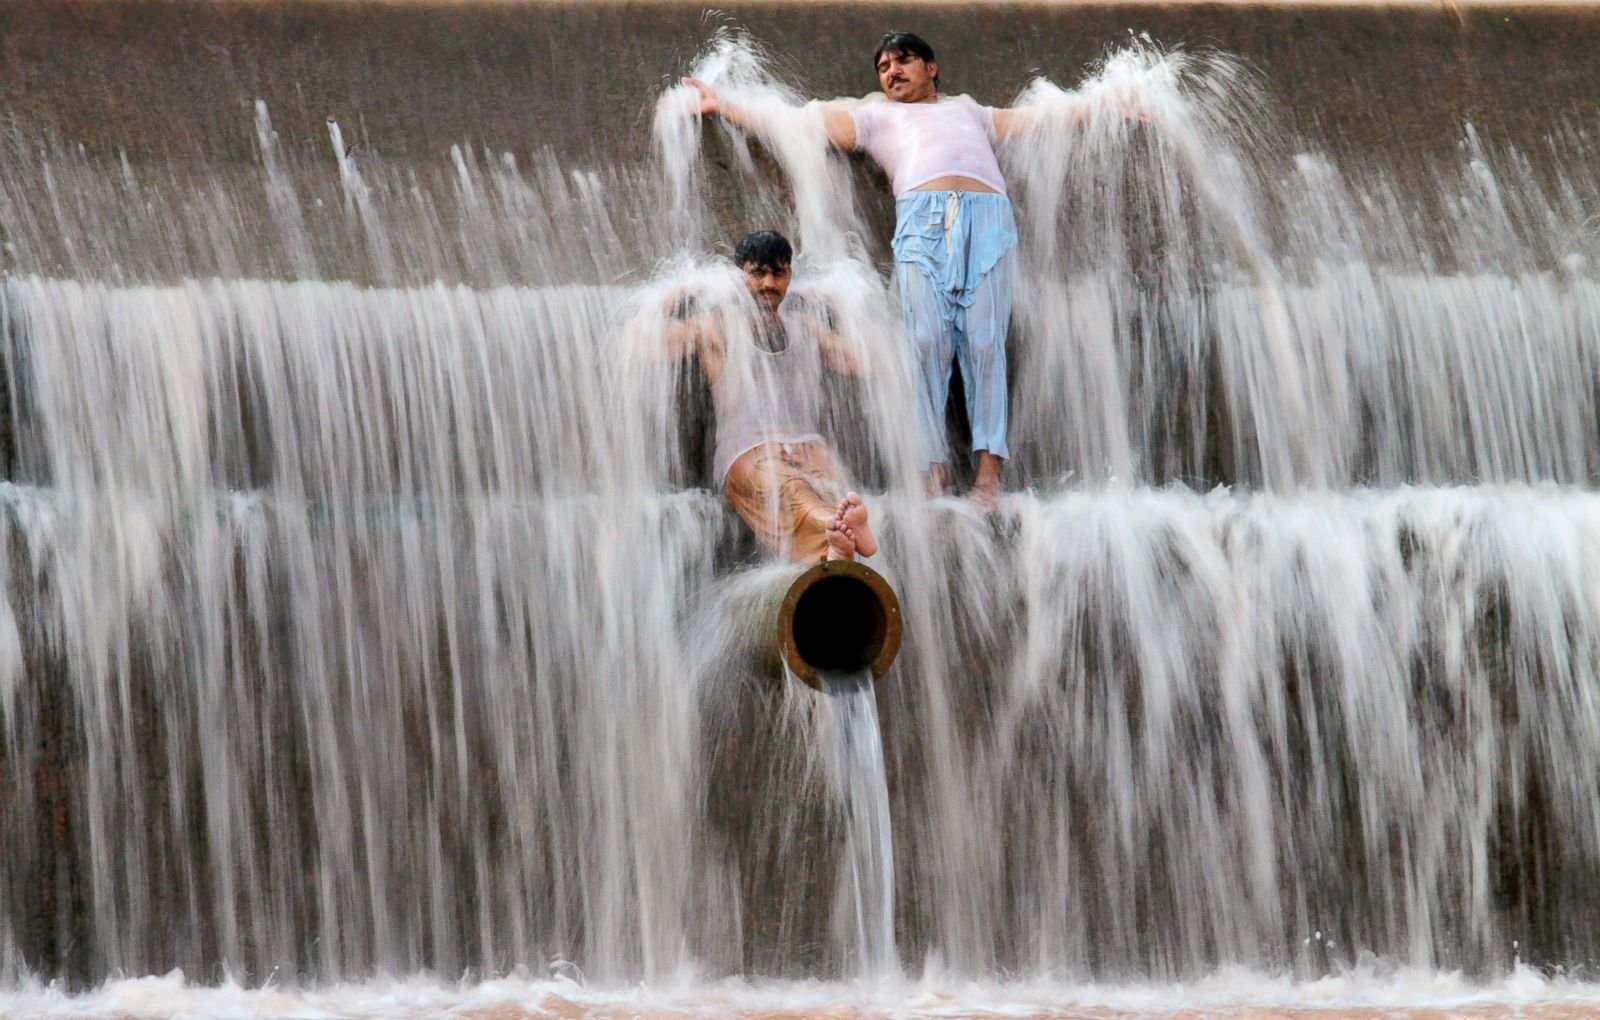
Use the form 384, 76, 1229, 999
849, 95, 1007, 197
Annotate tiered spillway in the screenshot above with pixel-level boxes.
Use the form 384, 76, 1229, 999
2, 0, 1600, 1005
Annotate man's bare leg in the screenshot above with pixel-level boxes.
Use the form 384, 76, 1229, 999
824, 514, 857, 561
925, 462, 948, 498
970, 451, 1003, 512
837, 492, 878, 558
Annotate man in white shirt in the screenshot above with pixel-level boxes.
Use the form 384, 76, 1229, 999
658, 231, 879, 563
686, 33, 1032, 508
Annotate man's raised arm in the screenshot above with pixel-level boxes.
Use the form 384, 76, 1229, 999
821, 107, 857, 151
657, 290, 712, 361
992, 97, 1149, 142
679, 78, 858, 150
680, 78, 760, 134
992, 104, 1084, 141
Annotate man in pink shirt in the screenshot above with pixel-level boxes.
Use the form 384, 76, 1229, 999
686, 33, 1031, 508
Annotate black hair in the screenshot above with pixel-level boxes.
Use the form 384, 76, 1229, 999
733, 230, 793, 272
873, 32, 939, 88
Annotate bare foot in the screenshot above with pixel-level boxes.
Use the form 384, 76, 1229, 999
824, 515, 856, 561
970, 452, 1003, 514
838, 492, 878, 558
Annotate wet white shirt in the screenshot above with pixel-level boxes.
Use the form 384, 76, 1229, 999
849, 94, 1007, 197
708, 302, 826, 485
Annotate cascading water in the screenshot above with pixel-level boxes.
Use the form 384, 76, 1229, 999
815, 675, 896, 978
4, 9, 1600, 1016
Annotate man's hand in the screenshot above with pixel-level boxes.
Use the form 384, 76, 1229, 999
681, 78, 720, 117
674, 77, 763, 136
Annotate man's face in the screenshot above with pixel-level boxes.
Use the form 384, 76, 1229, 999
743, 260, 792, 313
876, 50, 937, 103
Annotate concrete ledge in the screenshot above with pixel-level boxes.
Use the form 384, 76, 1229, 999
1, 0, 1597, 172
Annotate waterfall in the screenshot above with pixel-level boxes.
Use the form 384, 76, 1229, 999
2, 17, 1600, 1008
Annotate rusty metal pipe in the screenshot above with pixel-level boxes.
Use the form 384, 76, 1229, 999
768, 560, 902, 691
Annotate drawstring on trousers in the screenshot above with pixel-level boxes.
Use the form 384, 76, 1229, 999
943, 190, 959, 254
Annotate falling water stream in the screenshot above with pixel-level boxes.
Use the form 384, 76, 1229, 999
817, 674, 896, 979
3, 19, 1600, 1018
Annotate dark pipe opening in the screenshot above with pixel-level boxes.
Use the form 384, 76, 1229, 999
777, 561, 902, 691
792, 575, 886, 674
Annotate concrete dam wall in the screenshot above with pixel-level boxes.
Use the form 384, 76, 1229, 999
2, 0, 1600, 995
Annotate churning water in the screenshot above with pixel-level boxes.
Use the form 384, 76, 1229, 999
4, 25, 1600, 1017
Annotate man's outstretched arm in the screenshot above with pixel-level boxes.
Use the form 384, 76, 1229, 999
992, 98, 1149, 141
992, 104, 1086, 141
992, 105, 1050, 141
821, 107, 857, 150
680, 78, 858, 150
658, 317, 701, 361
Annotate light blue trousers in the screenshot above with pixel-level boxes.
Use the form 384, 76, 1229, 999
892, 190, 1018, 468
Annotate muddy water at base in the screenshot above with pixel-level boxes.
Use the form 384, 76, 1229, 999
509, 1008, 1600, 1020
22, 1001, 1600, 1020
12, 971, 1600, 1020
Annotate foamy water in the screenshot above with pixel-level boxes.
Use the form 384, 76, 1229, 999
9, 967, 1600, 1019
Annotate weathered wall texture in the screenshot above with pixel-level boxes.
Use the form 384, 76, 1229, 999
1, 1, 1596, 172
